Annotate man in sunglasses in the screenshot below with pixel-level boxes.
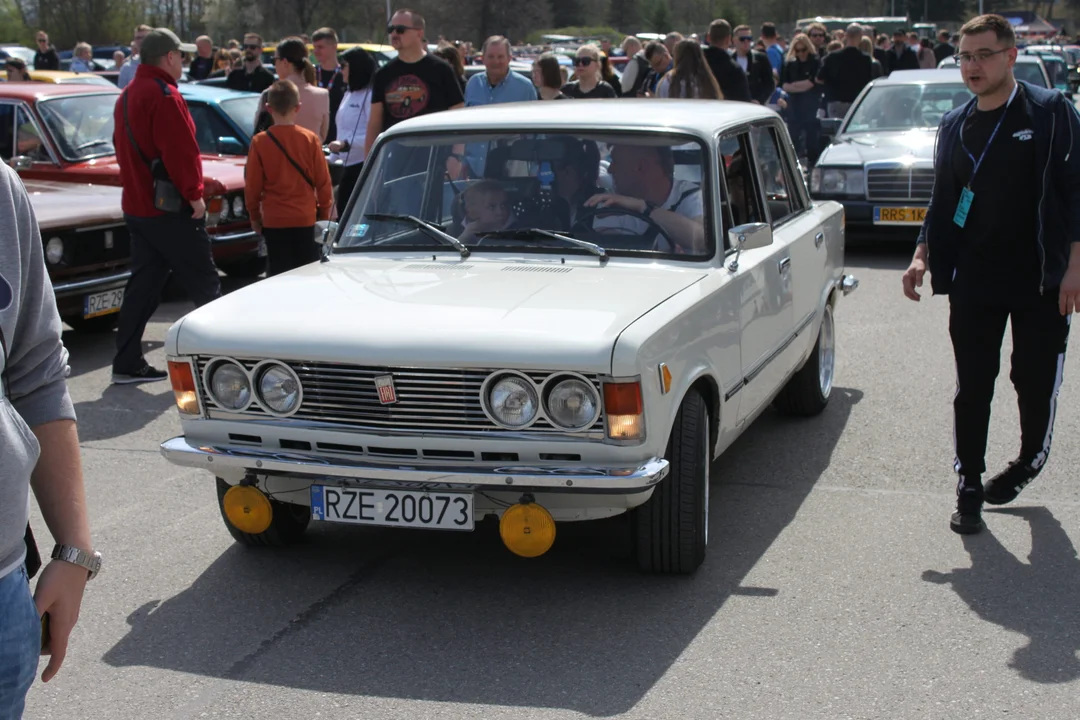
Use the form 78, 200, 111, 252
732, 24, 775, 104
806, 22, 828, 58
226, 32, 274, 94
33, 31, 60, 71
702, 19, 751, 103
365, 8, 463, 157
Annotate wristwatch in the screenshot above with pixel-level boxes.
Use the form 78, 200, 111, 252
51, 544, 102, 580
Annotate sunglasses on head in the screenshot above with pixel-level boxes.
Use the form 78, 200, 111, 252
738, 36, 753, 42
810, 32, 825, 38
387, 24, 416, 35
572, 57, 594, 66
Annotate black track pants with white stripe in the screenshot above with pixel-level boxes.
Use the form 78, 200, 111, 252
949, 293, 1071, 484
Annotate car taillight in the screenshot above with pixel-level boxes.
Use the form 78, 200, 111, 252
168, 360, 201, 415
603, 380, 644, 441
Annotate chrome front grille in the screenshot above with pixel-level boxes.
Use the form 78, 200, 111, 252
195, 358, 606, 435
865, 167, 935, 202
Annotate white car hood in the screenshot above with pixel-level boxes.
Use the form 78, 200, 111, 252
175, 257, 707, 372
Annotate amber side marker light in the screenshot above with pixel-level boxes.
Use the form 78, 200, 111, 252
168, 361, 201, 415
604, 381, 643, 441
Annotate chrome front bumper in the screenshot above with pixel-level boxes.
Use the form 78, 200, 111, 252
209, 230, 260, 245
160, 436, 670, 494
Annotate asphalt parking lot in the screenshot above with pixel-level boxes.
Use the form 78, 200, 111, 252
23, 244, 1080, 720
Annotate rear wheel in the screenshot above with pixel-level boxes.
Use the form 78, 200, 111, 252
773, 301, 834, 417
216, 477, 310, 546
63, 314, 119, 333
630, 389, 709, 574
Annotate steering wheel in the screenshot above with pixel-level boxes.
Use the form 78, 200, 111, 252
571, 205, 675, 251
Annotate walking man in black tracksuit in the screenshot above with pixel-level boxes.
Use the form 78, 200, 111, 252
902, 14, 1080, 535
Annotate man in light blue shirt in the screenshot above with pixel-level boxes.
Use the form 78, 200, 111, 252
462, 35, 535, 176
117, 24, 151, 89
761, 22, 784, 74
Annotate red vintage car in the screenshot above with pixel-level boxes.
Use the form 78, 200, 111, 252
0, 83, 265, 278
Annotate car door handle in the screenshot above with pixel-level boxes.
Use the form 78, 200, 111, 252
814, 231, 825, 248
778, 256, 791, 274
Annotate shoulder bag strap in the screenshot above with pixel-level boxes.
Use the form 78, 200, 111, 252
122, 92, 153, 170
265, 129, 315, 189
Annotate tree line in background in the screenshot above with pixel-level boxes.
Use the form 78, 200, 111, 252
1, 0, 1076, 52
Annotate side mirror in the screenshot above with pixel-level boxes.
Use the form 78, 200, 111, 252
10, 156, 33, 171
819, 117, 842, 137
726, 222, 773, 272
216, 137, 245, 155
314, 220, 338, 245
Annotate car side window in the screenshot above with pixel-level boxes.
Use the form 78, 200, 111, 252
187, 103, 235, 155
749, 124, 803, 225
718, 131, 763, 245
0, 104, 15, 161
15, 106, 48, 162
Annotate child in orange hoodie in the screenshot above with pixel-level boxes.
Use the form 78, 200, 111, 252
245, 79, 334, 276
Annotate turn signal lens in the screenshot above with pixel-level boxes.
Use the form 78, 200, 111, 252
167, 360, 200, 415
604, 381, 644, 441
499, 502, 556, 558
222, 484, 272, 534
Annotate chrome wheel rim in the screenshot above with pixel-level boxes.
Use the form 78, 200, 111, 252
818, 305, 835, 399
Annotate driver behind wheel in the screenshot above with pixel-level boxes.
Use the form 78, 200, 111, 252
584, 144, 706, 254
457, 180, 515, 243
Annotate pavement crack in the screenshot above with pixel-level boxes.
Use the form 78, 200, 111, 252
222, 552, 392, 681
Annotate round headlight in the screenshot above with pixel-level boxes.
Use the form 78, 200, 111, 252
208, 361, 251, 411
544, 377, 599, 430
219, 202, 230, 221
256, 363, 301, 415
485, 374, 538, 428
232, 196, 244, 217
45, 237, 64, 265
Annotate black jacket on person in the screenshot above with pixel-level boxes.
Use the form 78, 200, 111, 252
884, 45, 920, 75
739, 50, 775, 104
33, 47, 59, 70
702, 46, 751, 102
934, 42, 955, 64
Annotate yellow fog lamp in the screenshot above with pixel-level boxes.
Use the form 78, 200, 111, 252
499, 497, 556, 558
222, 484, 272, 534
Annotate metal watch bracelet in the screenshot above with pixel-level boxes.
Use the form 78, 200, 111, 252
51, 544, 102, 580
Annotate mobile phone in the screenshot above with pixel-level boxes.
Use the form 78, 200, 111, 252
40, 611, 51, 655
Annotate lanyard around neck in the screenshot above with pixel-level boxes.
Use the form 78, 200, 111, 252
960, 82, 1019, 188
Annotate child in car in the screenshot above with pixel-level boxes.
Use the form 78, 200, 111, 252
457, 180, 515, 243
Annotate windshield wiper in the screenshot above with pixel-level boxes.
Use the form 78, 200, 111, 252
364, 213, 470, 258
73, 139, 111, 152
477, 228, 607, 260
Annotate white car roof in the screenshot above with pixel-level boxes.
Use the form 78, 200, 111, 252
379, 98, 777, 139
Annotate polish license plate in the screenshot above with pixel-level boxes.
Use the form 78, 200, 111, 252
310, 485, 474, 531
873, 207, 927, 225
83, 289, 124, 318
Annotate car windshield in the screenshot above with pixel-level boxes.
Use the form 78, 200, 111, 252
219, 96, 259, 138
36, 93, 116, 161
1040, 57, 1069, 88
336, 131, 712, 259
845, 83, 973, 132
1015, 60, 1049, 87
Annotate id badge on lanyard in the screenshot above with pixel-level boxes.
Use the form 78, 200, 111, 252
954, 83, 1018, 228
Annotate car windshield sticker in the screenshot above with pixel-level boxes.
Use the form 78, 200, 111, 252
346, 223, 369, 238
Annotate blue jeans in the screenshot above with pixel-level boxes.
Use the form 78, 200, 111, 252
0, 566, 39, 720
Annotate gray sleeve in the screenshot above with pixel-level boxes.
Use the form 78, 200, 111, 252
1, 165, 75, 428
118, 61, 135, 88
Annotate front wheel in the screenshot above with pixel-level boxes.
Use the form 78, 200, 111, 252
216, 477, 310, 546
773, 301, 834, 417
630, 389, 709, 574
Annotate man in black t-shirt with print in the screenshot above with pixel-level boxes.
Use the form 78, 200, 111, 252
816, 23, 872, 118
902, 14, 1080, 535
364, 9, 464, 157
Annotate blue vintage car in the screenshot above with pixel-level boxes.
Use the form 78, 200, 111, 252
177, 83, 261, 156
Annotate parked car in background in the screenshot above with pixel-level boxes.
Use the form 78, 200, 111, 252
178, 84, 260, 156
25, 179, 131, 332
0, 83, 264, 277
811, 68, 973, 240
1024, 50, 1072, 97
159, 100, 857, 575
936, 52, 1051, 88
24, 70, 117, 87
1024, 43, 1080, 91
0, 44, 35, 67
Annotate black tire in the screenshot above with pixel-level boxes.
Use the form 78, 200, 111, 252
217, 255, 267, 279
63, 313, 119, 333
216, 477, 310, 546
631, 389, 709, 574
773, 301, 834, 417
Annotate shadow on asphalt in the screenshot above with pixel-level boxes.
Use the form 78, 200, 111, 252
922, 506, 1080, 684
843, 243, 914, 272
72, 384, 176, 442
102, 387, 862, 716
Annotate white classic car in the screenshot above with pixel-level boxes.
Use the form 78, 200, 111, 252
160, 99, 858, 574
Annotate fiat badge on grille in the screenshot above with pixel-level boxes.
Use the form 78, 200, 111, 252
374, 374, 398, 405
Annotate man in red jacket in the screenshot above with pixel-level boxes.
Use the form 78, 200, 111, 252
111, 28, 221, 385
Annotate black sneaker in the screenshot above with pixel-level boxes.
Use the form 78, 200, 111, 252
111, 364, 168, 385
950, 482, 985, 535
984, 459, 1040, 506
